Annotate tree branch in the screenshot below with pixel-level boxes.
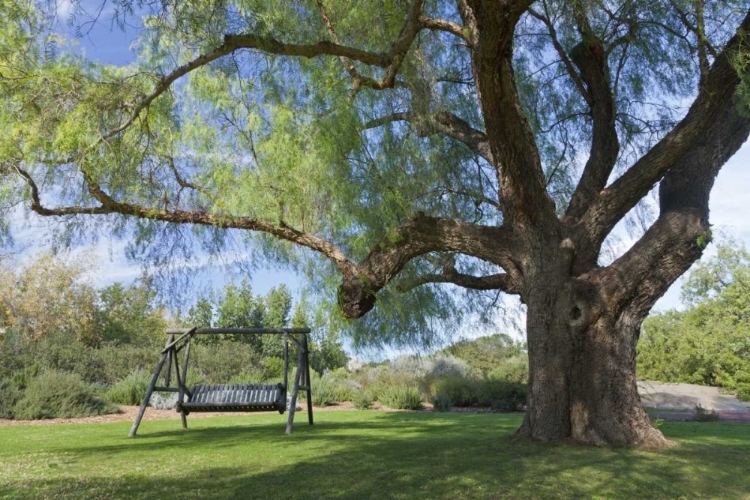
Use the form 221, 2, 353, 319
419, 17, 471, 43
565, 3, 620, 220
463, 0, 557, 227
528, 5, 590, 104
578, 10, 750, 260
397, 269, 519, 293
362, 111, 494, 163
338, 215, 520, 317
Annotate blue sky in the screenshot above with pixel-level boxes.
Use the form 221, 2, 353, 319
6, 6, 750, 350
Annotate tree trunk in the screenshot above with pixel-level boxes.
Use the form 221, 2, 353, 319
518, 273, 670, 447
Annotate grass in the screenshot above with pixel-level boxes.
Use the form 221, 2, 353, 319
1, 412, 749, 499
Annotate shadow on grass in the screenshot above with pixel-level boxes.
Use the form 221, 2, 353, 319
3, 413, 750, 499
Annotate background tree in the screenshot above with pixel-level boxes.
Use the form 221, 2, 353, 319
97, 276, 166, 345
261, 284, 293, 358
2, 0, 750, 445
638, 239, 750, 400
0, 254, 99, 345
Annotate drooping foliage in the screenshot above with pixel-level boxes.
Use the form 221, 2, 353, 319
2, 0, 746, 352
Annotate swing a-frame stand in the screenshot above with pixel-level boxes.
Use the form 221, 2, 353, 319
128, 327, 314, 437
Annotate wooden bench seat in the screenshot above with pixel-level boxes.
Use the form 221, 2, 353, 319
180, 383, 286, 413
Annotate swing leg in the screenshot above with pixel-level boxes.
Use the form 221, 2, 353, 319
129, 350, 169, 437
180, 411, 188, 429
285, 346, 304, 435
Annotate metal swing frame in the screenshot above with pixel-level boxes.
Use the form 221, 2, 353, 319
128, 327, 314, 437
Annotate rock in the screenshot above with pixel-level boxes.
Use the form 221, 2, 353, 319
150, 392, 180, 410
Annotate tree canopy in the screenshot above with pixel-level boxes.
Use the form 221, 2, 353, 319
2, 0, 746, 347
3, 0, 750, 444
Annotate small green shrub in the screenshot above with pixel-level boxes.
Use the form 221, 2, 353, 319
435, 376, 526, 410
13, 370, 119, 420
190, 343, 263, 384
487, 356, 529, 384
96, 344, 159, 384
263, 357, 286, 379
377, 385, 423, 410
333, 381, 355, 403
229, 370, 265, 384
106, 369, 151, 405
11, 363, 41, 390
0, 379, 22, 419
432, 392, 453, 412
34, 336, 108, 384
352, 389, 374, 410
310, 375, 339, 407
694, 405, 720, 422
737, 383, 750, 402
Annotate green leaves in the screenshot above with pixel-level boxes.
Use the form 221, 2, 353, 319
638, 238, 750, 392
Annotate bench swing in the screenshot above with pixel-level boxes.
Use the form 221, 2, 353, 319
128, 327, 314, 437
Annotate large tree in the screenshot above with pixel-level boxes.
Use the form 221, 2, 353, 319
2, 0, 750, 445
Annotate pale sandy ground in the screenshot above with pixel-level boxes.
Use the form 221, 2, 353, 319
638, 381, 750, 411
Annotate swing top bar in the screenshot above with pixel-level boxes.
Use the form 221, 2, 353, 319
165, 327, 311, 335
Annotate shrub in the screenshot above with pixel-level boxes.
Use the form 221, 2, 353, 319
106, 369, 151, 405
309, 374, 339, 406
33, 335, 108, 384
263, 357, 286, 380
429, 356, 471, 379
487, 355, 529, 384
434, 376, 526, 410
95, 344, 159, 384
11, 363, 41, 390
352, 389, 374, 410
737, 383, 750, 402
229, 370, 265, 384
432, 392, 453, 412
0, 379, 22, 419
13, 370, 118, 420
190, 343, 263, 384
377, 385, 423, 410
694, 405, 720, 422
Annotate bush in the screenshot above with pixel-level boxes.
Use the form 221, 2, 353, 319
95, 344, 159, 384
229, 370, 265, 384
190, 343, 263, 384
0, 379, 22, 419
487, 356, 529, 384
33, 336, 108, 384
429, 356, 471, 379
309, 374, 339, 406
263, 357, 286, 380
377, 385, 423, 410
11, 363, 41, 390
737, 383, 750, 402
13, 370, 119, 420
352, 389, 374, 410
432, 392, 453, 412
435, 376, 526, 411
105, 369, 151, 405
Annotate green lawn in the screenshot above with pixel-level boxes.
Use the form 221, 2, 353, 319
1, 411, 749, 499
